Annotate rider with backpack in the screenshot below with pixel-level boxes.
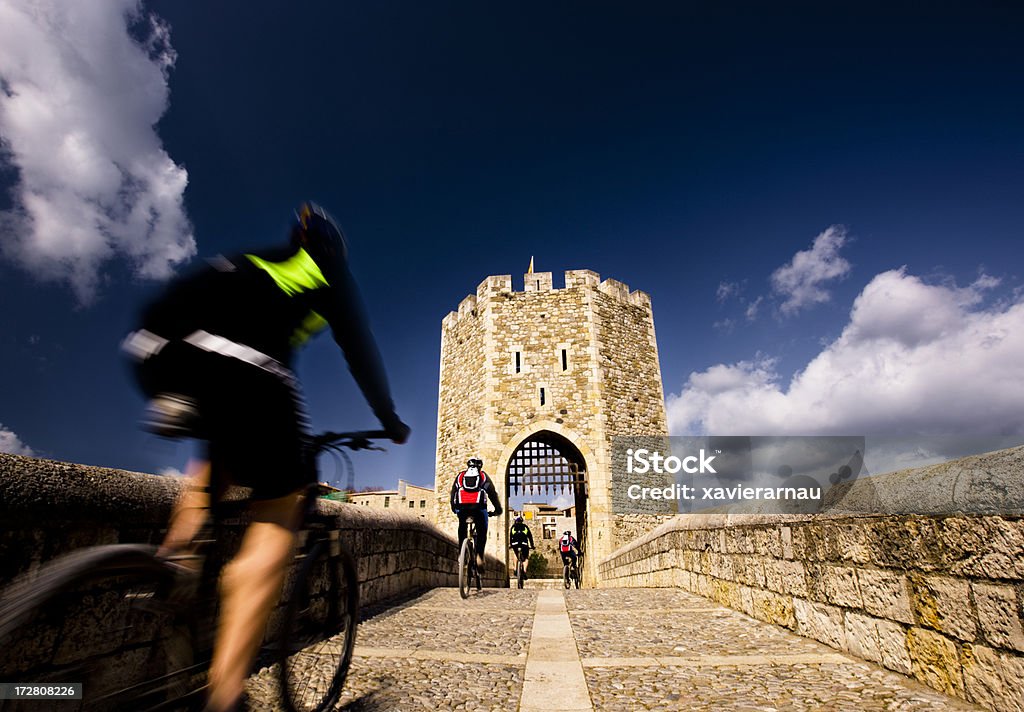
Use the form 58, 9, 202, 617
449, 458, 502, 566
509, 515, 535, 579
558, 530, 581, 573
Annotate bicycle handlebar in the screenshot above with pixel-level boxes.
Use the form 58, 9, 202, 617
312, 430, 391, 453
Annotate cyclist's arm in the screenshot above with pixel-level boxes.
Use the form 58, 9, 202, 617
319, 262, 407, 441
483, 475, 503, 515
450, 478, 459, 513
527, 528, 535, 548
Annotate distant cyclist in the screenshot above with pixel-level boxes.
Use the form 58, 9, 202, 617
124, 202, 409, 712
449, 458, 502, 566
558, 530, 580, 572
509, 515, 535, 579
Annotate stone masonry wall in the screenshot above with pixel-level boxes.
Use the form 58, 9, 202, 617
600, 508, 1024, 711
0, 453, 505, 680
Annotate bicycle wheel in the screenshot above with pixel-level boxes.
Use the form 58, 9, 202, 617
0, 544, 193, 712
563, 564, 570, 589
517, 559, 524, 589
573, 565, 581, 589
279, 540, 359, 712
458, 538, 474, 599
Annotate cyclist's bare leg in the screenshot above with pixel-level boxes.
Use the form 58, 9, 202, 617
157, 458, 212, 563
206, 491, 302, 712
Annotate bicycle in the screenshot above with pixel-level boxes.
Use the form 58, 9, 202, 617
457, 511, 497, 599
562, 555, 581, 590
0, 430, 387, 712
511, 546, 531, 589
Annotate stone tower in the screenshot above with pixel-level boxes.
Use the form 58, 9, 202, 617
433, 269, 669, 584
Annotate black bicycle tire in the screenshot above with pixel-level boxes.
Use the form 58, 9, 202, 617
0, 544, 189, 711
517, 558, 524, 589
458, 538, 473, 599
563, 564, 570, 590
279, 540, 359, 712
573, 565, 581, 589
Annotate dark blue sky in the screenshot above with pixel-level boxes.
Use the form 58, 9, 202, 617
2, 2, 1022, 490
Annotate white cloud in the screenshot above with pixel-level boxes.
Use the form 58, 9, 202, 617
549, 492, 575, 510
158, 466, 186, 478
771, 226, 851, 315
716, 281, 740, 302
0, 424, 34, 456
0, 0, 194, 303
745, 295, 763, 321
668, 268, 1024, 438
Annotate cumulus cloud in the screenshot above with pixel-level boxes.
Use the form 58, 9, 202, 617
668, 268, 1024, 438
0, 0, 194, 302
716, 281, 740, 303
0, 424, 34, 456
771, 226, 851, 315
158, 466, 186, 478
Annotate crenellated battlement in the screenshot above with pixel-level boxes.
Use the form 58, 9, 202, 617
442, 269, 651, 328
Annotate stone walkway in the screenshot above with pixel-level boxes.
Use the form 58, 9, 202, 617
248, 587, 981, 711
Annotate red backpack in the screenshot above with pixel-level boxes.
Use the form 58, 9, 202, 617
456, 469, 487, 506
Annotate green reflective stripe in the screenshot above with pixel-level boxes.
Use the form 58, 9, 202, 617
246, 248, 328, 296
290, 310, 328, 347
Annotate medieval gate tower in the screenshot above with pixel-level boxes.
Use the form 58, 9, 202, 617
433, 269, 669, 585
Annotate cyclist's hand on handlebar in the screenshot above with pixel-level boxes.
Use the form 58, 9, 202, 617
382, 414, 410, 444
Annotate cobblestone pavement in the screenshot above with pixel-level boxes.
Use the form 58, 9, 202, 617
245, 587, 981, 711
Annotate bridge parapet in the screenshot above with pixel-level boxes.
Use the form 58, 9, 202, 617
0, 452, 505, 680
0, 452, 505, 596
599, 445, 1024, 712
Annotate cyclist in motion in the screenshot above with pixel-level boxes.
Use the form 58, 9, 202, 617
449, 458, 502, 567
123, 202, 409, 712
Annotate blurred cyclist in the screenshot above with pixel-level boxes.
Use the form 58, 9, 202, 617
124, 202, 409, 712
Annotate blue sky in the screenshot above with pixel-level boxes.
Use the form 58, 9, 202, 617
1, 1, 1022, 492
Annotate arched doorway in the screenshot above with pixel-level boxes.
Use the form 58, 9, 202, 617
506, 430, 588, 584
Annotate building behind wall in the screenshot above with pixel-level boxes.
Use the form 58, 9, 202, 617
349, 480, 434, 522
434, 268, 673, 584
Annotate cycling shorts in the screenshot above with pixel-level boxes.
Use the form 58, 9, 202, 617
134, 338, 314, 500
511, 544, 530, 559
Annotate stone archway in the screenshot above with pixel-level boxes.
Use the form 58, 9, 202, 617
502, 427, 589, 583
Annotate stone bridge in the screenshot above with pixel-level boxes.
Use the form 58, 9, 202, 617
1, 448, 1022, 711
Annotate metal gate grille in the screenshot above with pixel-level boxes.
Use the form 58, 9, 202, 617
507, 438, 587, 496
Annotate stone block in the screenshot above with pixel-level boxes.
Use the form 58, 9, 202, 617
780, 526, 794, 560
765, 559, 807, 597
906, 627, 965, 697
751, 588, 796, 629
973, 583, 1024, 652
844, 611, 883, 663
834, 524, 872, 564
859, 568, 913, 624
876, 619, 912, 674
909, 574, 977, 641
820, 565, 862, 608
939, 516, 1024, 580
794, 599, 847, 650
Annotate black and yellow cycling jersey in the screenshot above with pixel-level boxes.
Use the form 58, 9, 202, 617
133, 240, 398, 431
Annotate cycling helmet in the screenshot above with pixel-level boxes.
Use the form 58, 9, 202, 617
564, 531, 571, 536
467, 458, 483, 469
514, 515, 524, 524
291, 201, 348, 264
